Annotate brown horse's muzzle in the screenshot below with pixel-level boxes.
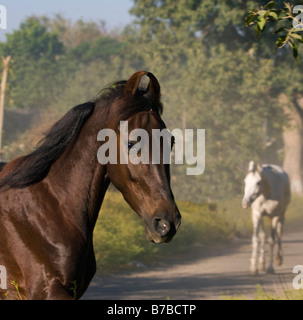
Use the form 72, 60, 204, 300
144, 210, 181, 243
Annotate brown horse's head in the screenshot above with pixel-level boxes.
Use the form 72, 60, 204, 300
101, 71, 181, 243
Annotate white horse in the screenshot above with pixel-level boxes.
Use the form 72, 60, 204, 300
242, 161, 290, 275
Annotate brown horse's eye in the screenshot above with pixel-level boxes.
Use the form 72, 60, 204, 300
127, 141, 140, 153
127, 141, 135, 149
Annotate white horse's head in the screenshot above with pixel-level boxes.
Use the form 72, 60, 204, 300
242, 161, 263, 209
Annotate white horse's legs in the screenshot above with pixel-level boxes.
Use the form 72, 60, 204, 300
267, 216, 279, 273
251, 210, 262, 275
258, 219, 266, 272
251, 213, 284, 275
275, 217, 284, 266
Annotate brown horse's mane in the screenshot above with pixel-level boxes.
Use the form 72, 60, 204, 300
0, 79, 163, 190
0, 101, 95, 190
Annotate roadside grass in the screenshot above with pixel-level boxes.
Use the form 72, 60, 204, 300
252, 285, 303, 300
222, 284, 303, 300
93, 192, 303, 274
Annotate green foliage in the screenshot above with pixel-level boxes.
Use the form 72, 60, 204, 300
0, 17, 64, 109
66, 37, 125, 64
245, 0, 303, 60
0, 16, 128, 111
93, 192, 146, 271
3, 17, 63, 61
39, 14, 109, 48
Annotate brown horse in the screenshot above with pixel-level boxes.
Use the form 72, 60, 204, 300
0, 71, 181, 300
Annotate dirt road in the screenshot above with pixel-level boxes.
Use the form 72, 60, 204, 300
83, 229, 303, 300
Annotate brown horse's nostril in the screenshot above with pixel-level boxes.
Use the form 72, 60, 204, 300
153, 218, 171, 237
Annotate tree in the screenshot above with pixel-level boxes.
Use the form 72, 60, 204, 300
245, 0, 303, 60
39, 14, 108, 49
39, 15, 127, 76
126, 0, 290, 201
66, 37, 125, 64
0, 17, 64, 110
245, 0, 303, 194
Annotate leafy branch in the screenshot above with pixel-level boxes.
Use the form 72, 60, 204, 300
245, 1, 303, 60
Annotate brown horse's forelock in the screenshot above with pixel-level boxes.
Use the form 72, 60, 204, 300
0, 80, 163, 190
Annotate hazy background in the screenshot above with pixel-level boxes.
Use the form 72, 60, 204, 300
0, 0, 303, 204
0, 0, 303, 287
0, 0, 133, 40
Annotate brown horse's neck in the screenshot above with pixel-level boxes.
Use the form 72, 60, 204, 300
45, 105, 110, 229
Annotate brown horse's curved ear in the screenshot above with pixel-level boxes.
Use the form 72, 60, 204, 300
124, 71, 161, 100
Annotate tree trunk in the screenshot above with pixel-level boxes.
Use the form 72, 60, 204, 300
280, 93, 303, 195
0, 56, 11, 153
